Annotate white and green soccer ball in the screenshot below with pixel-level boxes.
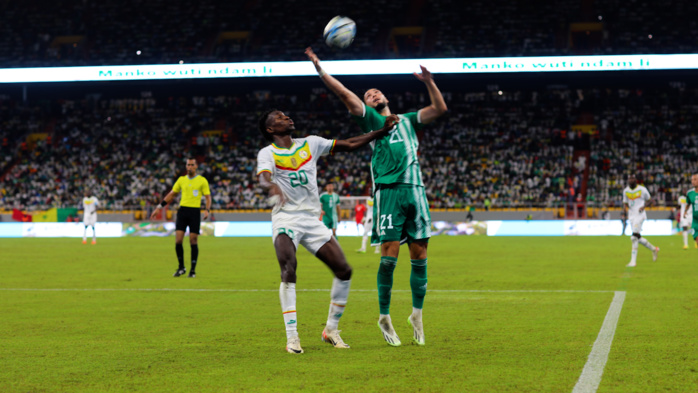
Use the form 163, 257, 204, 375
323, 16, 356, 49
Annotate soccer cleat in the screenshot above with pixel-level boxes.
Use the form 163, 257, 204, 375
286, 336, 304, 354
91, 240, 96, 245
626, 261, 636, 267
377, 315, 401, 346
173, 268, 186, 277
322, 328, 350, 348
652, 247, 659, 262
356, 248, 366, 253
82, 240, 87, 244
684, 245, 689, 250
188, 272, 196, 278
408, 314, 425, 346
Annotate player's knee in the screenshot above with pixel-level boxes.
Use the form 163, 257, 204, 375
280, 265, 297, 282
336, 264, 352, 281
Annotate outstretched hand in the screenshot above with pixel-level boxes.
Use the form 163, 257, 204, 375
305, 47, 321, 70
380, 115, 399, 132
413, 65, 433, 83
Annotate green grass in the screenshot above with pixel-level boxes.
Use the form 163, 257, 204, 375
1, 235, 697, 392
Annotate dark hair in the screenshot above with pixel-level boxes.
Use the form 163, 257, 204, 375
258, 109, 278, 141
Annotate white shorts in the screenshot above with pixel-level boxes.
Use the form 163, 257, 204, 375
680, 216, 692, 228
272, 211, 333, 255
630, 217, 645, 234
83, 217, 97, 227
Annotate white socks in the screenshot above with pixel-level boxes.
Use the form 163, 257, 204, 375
326, 278, 351, 331
638, 237, 654, 250
411, 307, 422, 320
683, 231, 689, 247
279, 282, 298, 339
630, 237, 639, 264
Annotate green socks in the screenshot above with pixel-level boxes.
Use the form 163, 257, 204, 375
377, 257, 397, 314
410, 259, 428, 309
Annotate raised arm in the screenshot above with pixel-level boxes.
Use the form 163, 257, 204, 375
333, 115, 399, 153
150, 190, 178, 220
414, 65, 448, 124
306, 47, 364, 116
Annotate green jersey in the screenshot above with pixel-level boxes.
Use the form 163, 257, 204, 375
686, 189, 698, 220
319, 192, 340, 222
352, 104, 424, 186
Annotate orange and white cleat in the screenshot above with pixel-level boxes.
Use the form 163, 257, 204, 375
652, 247, 659, 261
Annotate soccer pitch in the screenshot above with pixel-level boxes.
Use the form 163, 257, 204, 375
1, 236, 697, 393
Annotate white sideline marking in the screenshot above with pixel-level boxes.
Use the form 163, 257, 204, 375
572, 290, 626, 393
0, 288, 614, 293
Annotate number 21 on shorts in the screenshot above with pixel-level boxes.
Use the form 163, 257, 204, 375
380, 214, 393, 229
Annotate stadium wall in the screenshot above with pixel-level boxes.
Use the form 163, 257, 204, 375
0, 210, 674, 223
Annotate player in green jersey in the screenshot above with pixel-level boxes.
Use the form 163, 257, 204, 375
683, 174, 698, 248
306, 47, 448, 347
319, 183, 341, 238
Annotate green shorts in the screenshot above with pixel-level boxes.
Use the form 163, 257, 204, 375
371, 184, 431, 245
692, 221, 698, 240
322, 215, 337, 230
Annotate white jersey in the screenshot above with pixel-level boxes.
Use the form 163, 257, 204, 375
82, 196, 99, 221
256, 136, 336, 216
622, 186, 650, 221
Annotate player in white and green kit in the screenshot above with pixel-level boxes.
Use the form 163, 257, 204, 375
319, 183, 341, 238
683, 174, 698, 248
307, 47, 448, 347
257, 108, 398, 354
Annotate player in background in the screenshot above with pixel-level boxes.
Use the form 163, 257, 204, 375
151, 158, 211, 278
319, 183, 341, 238
683, 174, 698, 249
678, 190, 693, 249
82, 190, 99, 244
623, 175, 659, 267
356, 197, 380, 254
306, 47, 448, 346
354, 199, 366, 235
257, 108, 398, 354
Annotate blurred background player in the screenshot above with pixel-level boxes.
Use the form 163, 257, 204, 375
354, 199, 366, 234
319, 183, 340, 238
623, 175, 659, 267
257, 108, 398, 354
81, 190, 99, 244
356, 197, 379, 254
678, 190, 693, 249
151, 158, 211, 278
306, 47, 448, 347
683, 174, 698, 249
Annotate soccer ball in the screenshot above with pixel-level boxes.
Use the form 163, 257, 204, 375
323, 16, 356, 49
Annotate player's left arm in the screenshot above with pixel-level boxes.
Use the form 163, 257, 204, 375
414, 65, 448, 125
202, 180, 212, 220
333, 115, 399, 152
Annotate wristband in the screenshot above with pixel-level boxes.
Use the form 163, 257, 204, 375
318, 69, 327, 78
160, 200, 167, 207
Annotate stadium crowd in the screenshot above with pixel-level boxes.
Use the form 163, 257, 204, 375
0, 0, 695, 68
4, 83, 697, 212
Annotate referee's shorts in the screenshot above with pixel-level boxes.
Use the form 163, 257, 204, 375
176, 206, 202, 234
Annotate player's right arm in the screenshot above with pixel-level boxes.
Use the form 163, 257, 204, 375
150, 190, 179, 219
305, 47, 363, 116
258, 171, 286, 206
333, 115, 399, 152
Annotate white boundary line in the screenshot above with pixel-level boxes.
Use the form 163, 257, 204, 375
572, 290, 627, 393
0, 288, 614, 293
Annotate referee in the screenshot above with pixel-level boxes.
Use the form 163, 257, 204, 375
151, 158, 211, 278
